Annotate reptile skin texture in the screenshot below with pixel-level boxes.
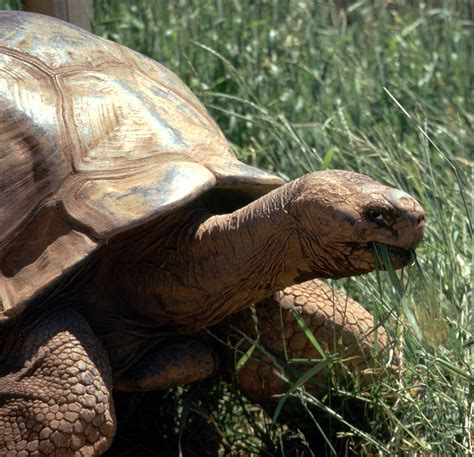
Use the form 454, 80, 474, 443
0, 308, 116, 456
225, 279, 395, 402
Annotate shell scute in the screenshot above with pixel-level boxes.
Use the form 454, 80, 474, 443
0, 50, 71, 246
0, 12, 124, 72
0, 206, 97, 316
60, 162, 216, 239
58, 66, 230, 172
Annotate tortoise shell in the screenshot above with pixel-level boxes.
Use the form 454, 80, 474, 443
0, 12, 284, 318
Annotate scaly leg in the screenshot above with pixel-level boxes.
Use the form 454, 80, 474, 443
219, 279, 396, 403
0, 308, 116, 456
114, 336, 217, 392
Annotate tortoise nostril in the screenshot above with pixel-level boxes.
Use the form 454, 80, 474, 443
417, 214, 425, 225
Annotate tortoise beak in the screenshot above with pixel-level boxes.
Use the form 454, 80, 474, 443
374, 244, 416, 269
383, 189, 425, 251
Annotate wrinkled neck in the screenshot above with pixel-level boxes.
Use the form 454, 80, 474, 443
97, 179, 323, 333
195, 198, 296, 291
178, 182, 320, 326
148, 181, 315, 331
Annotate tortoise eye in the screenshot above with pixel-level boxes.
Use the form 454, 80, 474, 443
367, 210, 386, 225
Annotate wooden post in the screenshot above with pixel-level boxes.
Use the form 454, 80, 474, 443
23, 0, 93, 31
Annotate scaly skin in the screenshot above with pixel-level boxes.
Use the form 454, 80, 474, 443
0, 309, 116, 456
114, 278, 395, 401
0, 280, 394, 456
220, 279, 396, 403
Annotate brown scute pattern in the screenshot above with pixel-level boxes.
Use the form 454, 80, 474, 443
0, 308, 115, 455
225, 279, 396, 402
0, 51, 70, 244
0, 11, 125, 72
58, 66, 229, 172
0, 207, 97, 315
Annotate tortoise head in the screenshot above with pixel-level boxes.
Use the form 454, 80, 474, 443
286, 170, 425, 278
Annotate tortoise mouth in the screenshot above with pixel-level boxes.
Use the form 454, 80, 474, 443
383, 245, 415, 268
352, 242, 415, 269
369, 242, 415, 269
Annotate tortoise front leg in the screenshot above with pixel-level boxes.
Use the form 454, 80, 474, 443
220, 279, 396, 403
114, 336, 217, 392
0, 307, 116, 456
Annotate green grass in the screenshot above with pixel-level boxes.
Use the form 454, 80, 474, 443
3, 0, 473, 455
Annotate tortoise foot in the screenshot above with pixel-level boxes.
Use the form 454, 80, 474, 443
0, 308, 116, 456
114, 336, 217, 392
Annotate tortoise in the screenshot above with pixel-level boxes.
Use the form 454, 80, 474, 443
0, 11, 425, 456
